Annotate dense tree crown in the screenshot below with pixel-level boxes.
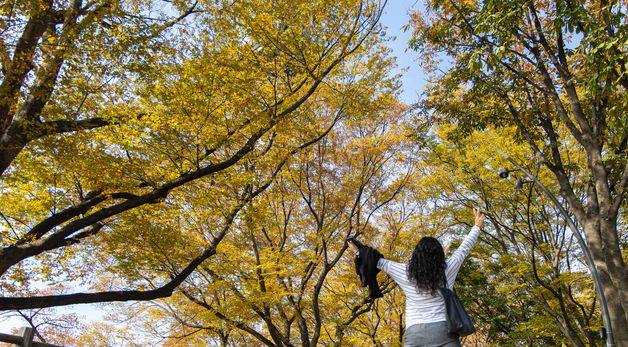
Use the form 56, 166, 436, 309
1, 0, 625, 346
409, 0, 626, 345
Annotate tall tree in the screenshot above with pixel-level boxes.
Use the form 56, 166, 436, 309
410, 0, 627, 342
0, 0, 197, 175
410, 127, 603, 346
0, 0, 386, 309
117, 85, 412, 346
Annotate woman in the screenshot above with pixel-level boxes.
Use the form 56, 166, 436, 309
349, 208, 484, 347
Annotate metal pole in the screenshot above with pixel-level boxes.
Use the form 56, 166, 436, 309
493, 146, 614, 347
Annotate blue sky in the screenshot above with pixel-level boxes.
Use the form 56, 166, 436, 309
0, 1, 426, 337
380, 1, 426, 103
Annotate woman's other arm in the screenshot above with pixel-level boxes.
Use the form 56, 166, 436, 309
445, 209, 484, 285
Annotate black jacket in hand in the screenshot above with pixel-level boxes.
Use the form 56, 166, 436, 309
354, 246, 384, 299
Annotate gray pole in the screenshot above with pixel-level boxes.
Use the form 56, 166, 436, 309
493, 146, 614, 347
0, 329, 65, 347
19, 327, 34, 347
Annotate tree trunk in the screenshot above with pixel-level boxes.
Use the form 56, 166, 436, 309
601, 276, 628, 346
0, 146, 22, 177
0, 123, 28, 176
583, 221, 628, 346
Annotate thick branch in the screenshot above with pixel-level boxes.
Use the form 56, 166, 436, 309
0, 123, 273, 276
15, 191, 105, 245
33, 117, 111, 137
612, 160, 628, 217
0, 1, 54, 123
0, 241, 216, 310
527, 4, 592, 141
0, 175, 257, 310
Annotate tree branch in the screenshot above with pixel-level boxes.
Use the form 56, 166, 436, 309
0, 177, 254, 310
34, 117, 111, 137
0, 1, 53, 123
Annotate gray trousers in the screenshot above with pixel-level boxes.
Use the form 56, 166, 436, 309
404, 321, 461, 347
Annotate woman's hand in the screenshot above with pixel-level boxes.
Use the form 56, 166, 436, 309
474, 208, 484, 228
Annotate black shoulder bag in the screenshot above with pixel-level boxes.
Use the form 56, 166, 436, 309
438, 287, 476, 337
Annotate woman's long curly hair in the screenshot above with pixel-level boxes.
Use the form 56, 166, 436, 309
407, 237, 447, 295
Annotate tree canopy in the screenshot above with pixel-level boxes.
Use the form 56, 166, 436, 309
409, 0, 627, 343
0, 0, 388, 308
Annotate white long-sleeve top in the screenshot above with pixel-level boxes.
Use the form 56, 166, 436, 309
377, 226, 481, 327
